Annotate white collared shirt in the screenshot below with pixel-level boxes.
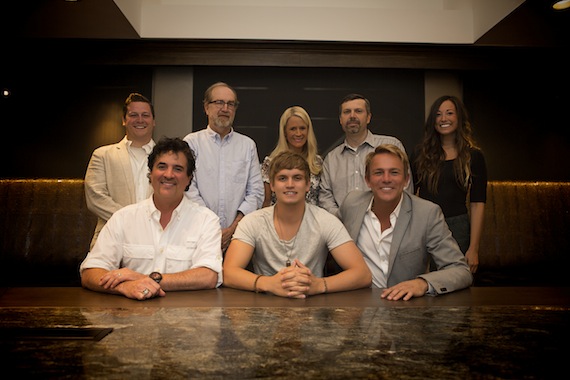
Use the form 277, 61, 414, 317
80, 196, 223, 287
356, 195, 403, 288
125, 138, 155, 202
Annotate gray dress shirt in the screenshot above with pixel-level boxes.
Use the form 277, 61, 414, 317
319, 130, 412, 217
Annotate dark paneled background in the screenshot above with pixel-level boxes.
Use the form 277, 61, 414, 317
464, 69, 570, 181
1, 65, 153, 179
1, 42, 569, 181
192, 66, 424, 161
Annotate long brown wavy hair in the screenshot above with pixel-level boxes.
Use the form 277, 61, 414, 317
414, 95, 480, 194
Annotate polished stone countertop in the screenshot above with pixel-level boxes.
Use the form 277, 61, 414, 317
1, 287, 569, 379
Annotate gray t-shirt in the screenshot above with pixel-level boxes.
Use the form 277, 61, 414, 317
233, 203, 352, 277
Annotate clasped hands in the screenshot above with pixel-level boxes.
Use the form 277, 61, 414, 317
99, 268, 166, 301
272, 258, 319, 299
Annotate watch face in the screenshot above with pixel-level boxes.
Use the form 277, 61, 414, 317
149, 272, 162, 284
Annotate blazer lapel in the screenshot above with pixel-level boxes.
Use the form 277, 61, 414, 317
347, 191, 373, 240
386, 193, 412, 276
114, 143, 136, 203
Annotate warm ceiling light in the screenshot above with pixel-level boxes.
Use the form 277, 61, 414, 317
553, 0, 570, 10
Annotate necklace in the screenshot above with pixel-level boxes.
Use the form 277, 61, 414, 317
274, 206, 304, 267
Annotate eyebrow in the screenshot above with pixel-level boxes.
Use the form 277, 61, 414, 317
372, 167, 402, 171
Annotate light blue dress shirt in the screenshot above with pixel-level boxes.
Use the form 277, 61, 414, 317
183, 126, 264, 229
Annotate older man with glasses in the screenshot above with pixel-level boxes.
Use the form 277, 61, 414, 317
183, 82, 264, 253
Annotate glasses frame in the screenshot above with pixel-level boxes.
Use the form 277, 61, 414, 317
208, 100, 239, 109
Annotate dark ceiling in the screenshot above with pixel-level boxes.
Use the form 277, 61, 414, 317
476, 0, 570, 47
4, 0, 138, 40
3, 0, 569, 47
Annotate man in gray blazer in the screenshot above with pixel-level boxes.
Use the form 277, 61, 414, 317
84, 93, 156, 249
340, 144, 472, 300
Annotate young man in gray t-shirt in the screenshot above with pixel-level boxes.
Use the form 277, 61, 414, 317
223, 151, 371, 299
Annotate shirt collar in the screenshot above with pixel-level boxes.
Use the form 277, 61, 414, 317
124, 136, 156, 154
206, 125, 233, 142
141, 139, 156, 155
147, 195, 186, 221
342, 130, 374, 152
367, 192, 404, 221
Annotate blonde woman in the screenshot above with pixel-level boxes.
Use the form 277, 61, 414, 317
261, 106, 322, 207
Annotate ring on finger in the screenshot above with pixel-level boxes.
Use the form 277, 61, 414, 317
142, 288, 150, 296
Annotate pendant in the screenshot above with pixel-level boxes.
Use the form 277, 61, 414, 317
286, 259, 291, 267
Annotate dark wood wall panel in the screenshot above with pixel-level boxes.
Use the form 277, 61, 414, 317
11, 39, 564, 70
192, 66, 424, 162
2, 39, 568, 180
464, 69, 570, 181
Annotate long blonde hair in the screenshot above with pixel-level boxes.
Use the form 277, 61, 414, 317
269, 106, 321, 175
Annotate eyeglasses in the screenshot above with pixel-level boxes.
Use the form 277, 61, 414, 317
208, 100, 239, 109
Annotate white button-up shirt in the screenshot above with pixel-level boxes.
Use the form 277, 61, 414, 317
356, 196, 402, 288
126, 138, 155, 202
80, 196, 223, 287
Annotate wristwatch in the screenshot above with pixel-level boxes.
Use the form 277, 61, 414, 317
149, 272, 163, 284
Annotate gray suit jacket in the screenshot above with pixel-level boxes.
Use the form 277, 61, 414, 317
84, 137, 152, 248
340, 190, 472, 295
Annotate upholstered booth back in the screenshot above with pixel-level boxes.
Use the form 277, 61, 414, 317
1, 179, 568, 286
0, 179, 96, 286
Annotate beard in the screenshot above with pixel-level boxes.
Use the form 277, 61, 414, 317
213, 115, 233, 129
345, 123, 361, 134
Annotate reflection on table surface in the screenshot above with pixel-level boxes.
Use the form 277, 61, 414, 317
1, 286, 569, 379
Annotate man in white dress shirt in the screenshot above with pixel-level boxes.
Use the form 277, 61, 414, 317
80, 137, 223, 300
340, 144, 471, 301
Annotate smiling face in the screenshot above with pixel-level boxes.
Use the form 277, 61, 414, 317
150, 151, 191, 204
284, 115, 308, 153
434, 99, 458, 137
365, 151, 409, 207
270, 168, 310, 205
123, 101, 155, 146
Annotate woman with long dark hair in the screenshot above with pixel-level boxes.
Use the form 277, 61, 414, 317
411, 95, 487, 274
